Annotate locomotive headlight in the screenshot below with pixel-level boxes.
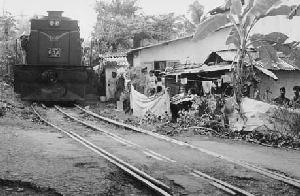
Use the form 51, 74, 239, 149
49, 20, 55, 26
55, 20, 60, 26
49, 20, 60, 27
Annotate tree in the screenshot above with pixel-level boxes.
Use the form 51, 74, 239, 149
194, 0, 300, 105
93, 0, 195, 53
144, 13, 195, 41
92, 0, 140, 53
0, 12, 17, 75
15, 15, 30, 36
189, 0, 204, 25
95, 0, 140, 17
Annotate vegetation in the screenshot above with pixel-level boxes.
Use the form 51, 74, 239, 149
0, 12, 17, 75
194, 0, 300, 104
92, 0, 197, 53
0, 12, 29, 75
188, 0, 205, 25
271, 107, 300, 138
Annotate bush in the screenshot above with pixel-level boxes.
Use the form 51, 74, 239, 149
270, 107, 300, 138
0, 106, 5, 116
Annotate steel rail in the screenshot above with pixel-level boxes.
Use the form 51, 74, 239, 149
31, 105, 172, 196
60, 106, 255, 196
190, 169, 254, 196
54, 105, 172, 191
56, 106, 176, 163
75, 104, 300, 189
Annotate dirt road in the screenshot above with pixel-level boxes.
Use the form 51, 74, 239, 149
0, 111, 154, 196
175, 135, 300, 179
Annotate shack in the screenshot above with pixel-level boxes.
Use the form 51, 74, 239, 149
164, 49, 277, 97
93, 53, 129, 101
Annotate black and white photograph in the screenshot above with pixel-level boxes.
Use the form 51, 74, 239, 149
0, 0, 300, 195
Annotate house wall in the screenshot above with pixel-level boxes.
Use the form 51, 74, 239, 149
133, 27, 234, 68
258, 70, 300, 100
132, 16, 300, 69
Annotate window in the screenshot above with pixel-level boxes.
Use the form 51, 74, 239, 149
154, 61, 166, 71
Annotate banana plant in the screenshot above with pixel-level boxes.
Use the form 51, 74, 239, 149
194, 0, 300, 105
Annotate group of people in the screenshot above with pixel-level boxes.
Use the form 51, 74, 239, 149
139, 69, 164, 97
273, 86, 300, 108
145, 70, 158, 96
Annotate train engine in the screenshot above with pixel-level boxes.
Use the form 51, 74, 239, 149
13, 11, 90, 103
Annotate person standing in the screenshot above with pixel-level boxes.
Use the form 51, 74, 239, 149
140, 68, 148, 95
254, 89, 261, 100
146, 70, 157, 96
115, 74, 125, 100
107, 72, 117, 101
273, 87, 290, 106
291, 86, 300, 108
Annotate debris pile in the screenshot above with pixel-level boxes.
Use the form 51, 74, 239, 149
0, 79, 34, 120
247, 127, 300, 149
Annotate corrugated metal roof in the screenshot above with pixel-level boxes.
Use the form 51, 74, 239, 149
210, 50, 297, 71
166, 64, 232, 75
165, 62, 279, 81
254, 65, 278, 80
256, 59, 298, 71
202, 64, 233, 72
215, 50, 237, 61
215, 50, 259, 62
167, 67, 202, 75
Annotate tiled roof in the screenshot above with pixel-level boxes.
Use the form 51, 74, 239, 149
99, 53, 129, 67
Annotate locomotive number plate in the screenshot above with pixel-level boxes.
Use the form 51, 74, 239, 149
48, 48, 61, 58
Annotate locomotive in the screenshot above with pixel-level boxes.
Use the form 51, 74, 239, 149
13, 11, 92, 103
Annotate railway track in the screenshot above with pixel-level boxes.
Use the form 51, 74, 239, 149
31, 104, 300, 195
54, 105, 255, 196
31, 104, 172, 196
74, 104, 300, 190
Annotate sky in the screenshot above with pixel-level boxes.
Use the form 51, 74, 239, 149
0, 0, 224, 39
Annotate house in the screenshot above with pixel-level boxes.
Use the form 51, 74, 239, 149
126, 14, 300, 98
203, 49, 300, 100
127, 25, 234, 71
256, 61, 300, 100
127, 15, 300, 69
164, 63, 233, 96
94, 53, 129, 101
163, 49, 277, 97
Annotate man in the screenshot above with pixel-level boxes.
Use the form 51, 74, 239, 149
122, 82, 132, 114
146, 70, 157, 96
115, 74, 125, 100
107, 72, 117, 101
273, 87, 290, 106
140, 68, 148, 95
20, 34, 29, 64
291, 86, 300, 108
